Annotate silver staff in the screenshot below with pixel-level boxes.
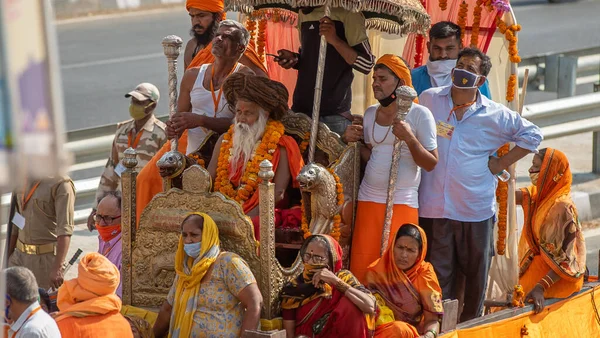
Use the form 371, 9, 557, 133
307, 2, 331, 163
380, 86, 418, 256
162, 35, 183, 151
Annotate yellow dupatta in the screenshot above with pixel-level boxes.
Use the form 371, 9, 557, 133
169, 212, 221, 338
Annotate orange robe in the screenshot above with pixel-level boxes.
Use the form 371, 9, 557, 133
350, 202, 418, 283
518, 148, 586, 298
136, 41, 267, 224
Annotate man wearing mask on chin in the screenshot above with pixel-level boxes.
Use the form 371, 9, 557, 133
418, 48, 542, 322
87, 83, 167, 231
411, 21, 491, 98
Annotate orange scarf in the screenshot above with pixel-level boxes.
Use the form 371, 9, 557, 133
188, 40, 268, 75
55, 253, 122, 322
365, 224, 443, 324
519, 148, 586, 282
375, 54, 418, 103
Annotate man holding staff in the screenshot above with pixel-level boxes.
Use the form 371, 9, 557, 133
418, 48, 542, 321
344, 55, 438, 283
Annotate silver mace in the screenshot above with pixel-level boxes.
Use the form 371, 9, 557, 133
162, 35, 183, 152
380, 86, 418, 256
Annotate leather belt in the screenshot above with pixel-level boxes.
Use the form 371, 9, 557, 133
16, 240, 56, 255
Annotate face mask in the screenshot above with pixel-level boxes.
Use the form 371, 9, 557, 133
129, 102, 152, 120
426, 59, 456, 87
451, 68, 482, 89
96, 223, 121, 242
377, 79, 400, 107
184, 242, 202, 258
5, 295, 10, 321
529, 172, 539, 186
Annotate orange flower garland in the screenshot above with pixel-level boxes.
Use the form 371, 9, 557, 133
257, 19, 267, 64
245, 18, 257, 45
439, 0, 447, 11
299, 132, 310, 154
457, 1, 469, 43
188, 153, 205, 168
214, 120, 285, 204
506, 74, 517, 102
495, 143, 510, 255
414, 35, 425, 68
485, 0, 494, 12
300, 168, 344, 242
511, 284, 525, 307
470, 0, 484, 47
497, 18, 522, 64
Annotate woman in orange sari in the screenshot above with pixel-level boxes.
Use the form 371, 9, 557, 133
280, 235, 376, 338
366, 223, 443, 338
517, 148, 586, 313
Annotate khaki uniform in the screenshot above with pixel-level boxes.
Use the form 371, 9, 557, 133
8, 176, 76, 289
94, 115, 167, 206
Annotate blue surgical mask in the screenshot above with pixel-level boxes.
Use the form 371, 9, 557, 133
184, 242, 202, 258
5, 295, 11, 320
451, 68, 481, 89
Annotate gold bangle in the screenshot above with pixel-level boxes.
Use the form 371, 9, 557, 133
541, 276, 552, 289
336, 279, 351, 294
544, 275, 555, 284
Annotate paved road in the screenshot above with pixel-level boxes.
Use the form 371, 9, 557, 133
57, 1, 600, 131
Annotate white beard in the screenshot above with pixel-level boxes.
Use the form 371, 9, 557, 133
229, 110, 268, 179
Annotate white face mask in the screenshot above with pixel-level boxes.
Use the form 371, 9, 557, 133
426, 59, 456, 87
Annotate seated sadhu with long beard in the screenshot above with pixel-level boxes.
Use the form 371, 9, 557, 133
207, 72, 304, 239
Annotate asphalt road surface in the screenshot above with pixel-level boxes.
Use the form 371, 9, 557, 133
57, 0, 600, 131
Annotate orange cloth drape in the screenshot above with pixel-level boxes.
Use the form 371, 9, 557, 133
136, 132, 188, 224
55, 253, 132, 338
367, 224, 443, 336
518, 148, 586, 298
375, 321, 419, 338
185, 0, 224, 15
265, 20, 300, 107
350, 202, 419, 283
240, 134, 304, 214
439, 286, 600, 338
188, 40, 268, 74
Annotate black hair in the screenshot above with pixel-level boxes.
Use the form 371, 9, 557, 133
429, 21, 462, 43
181, 213, 205, 231
457, 47, 492, 77
538, 148, 547, 160
395, 224, 423, 251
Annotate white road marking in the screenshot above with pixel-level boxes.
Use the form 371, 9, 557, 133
61, 53, 164, 70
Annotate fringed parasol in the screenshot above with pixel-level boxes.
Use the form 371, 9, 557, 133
362, 0, 430, 35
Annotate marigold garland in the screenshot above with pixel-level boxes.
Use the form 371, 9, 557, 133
245, 19, 257, 45
299, 132, 310, 154
214, 120, 285, 204
495, 143, 510, 255
506, 74, 517, 102
470, 0, 484, 47
257, 19, 267, 64
497, 18, 522, 64
457, 1, 469, 43
485, 0, 494, 12
439, 0, 447, 11
188, 153, 205, 168
414, 35, 425, 68
300, 168, 344, 242
511, 284, 525, 307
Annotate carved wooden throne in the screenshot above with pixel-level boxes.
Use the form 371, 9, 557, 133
120, 149, 302, 320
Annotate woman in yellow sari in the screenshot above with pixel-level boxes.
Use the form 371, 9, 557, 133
153, 212, 263, 337
517, 148, 586, 313
366, 223, 444, 338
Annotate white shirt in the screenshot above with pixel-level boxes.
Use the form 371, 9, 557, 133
418, 85, 542, 222
8, 301, 61, 338
186, 63, 239, 155
358, 103, 437, 208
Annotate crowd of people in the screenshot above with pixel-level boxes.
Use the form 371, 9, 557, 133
3, 0, 589, 337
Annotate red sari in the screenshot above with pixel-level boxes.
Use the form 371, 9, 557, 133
281, 235, 374, 338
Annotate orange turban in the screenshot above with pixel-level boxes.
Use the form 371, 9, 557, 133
186, 0, 224, 14
376, 54, 418, 103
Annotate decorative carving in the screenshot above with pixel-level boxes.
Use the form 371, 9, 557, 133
162, 35, 182, 152
297, 163, 339, 234
182, 165, 212, 193
157, 150, 189, 190
331, 146, 358, 268
121, 148, 138, 306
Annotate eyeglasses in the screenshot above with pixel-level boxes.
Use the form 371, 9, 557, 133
302, 252, 327, 264
94, 214, 122, 224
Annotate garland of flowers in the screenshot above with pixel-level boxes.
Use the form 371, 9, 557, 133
414, 35, 425, 68
245, 18, 257, 45
511, 284, 525, 307
470, 0, 484, 47
495, 143, 510, 255
214, 120, 285, 204
497, 18, 522, 64
299, 132, 310, 154
506, 74, 517, 102
188, 153, 205, 168
457, 1, 469, 43
485, 0, 494, 12
300, 168, 344, 242
257, 19, 267, 64
439, 0, 447, 11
